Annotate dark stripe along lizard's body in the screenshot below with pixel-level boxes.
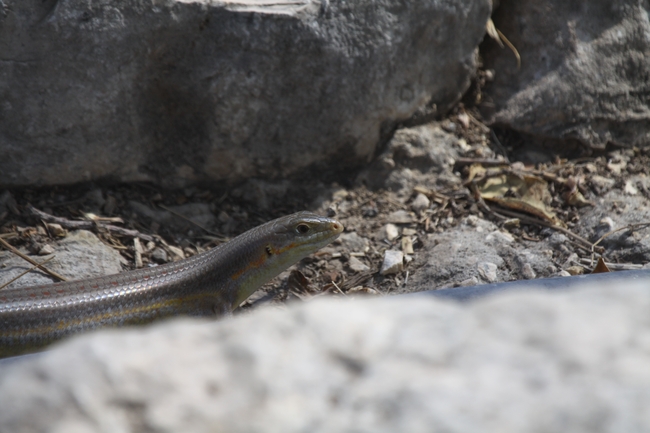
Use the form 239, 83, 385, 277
0, 212, 342, 357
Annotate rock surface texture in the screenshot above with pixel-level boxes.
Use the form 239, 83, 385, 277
2, 284, 650, 432
0, 0, 490, 187
0, 230, 125, 289
483, 0, 650, 149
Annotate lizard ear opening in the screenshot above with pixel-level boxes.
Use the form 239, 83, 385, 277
265, 245, 274, 257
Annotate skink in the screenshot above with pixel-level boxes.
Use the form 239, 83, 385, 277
0, 211, 343, 357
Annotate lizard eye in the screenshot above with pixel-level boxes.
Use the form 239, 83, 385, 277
296, 223, 310, 234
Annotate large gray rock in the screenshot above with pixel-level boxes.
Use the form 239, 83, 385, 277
2, 284, 650, 432
406, 216, 557, 291
0, 0, 490, 187
483, 0, 650, 149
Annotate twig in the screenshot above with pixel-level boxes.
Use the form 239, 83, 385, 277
0, 256, 56, 290
331, 281, 347, 296
26, 204, 155, 242
465, 111, 490, 133
0, 237, 67, 282
158, 204, 225, 239
490, 129, 510, 161
467, 181, 496, 216
496, 28, 521, 69
454, 158, 509, 168
578, 258, 643, 271
492, 207, 601, 253
591, 223, 650, 254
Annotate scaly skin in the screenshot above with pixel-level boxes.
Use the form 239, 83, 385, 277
0, 212, 343, 357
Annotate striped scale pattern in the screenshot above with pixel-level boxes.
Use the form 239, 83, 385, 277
0, 212, 343, 357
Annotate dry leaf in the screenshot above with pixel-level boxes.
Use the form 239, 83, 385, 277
478, 174, 565, 227
466, 164, 487, 183
564, 189, 594, 207
592, 257, 611, 274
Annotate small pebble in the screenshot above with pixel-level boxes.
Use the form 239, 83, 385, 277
332, 189, 349, 200
477, 262, 498, 283
348, 256, 370, 273
599, 217, 615, 232
485, 230, 514, 244
624, 180, 638, 195
338, 232, 369, 252
411, 193, 430, 212
590, 175, 616, 189
442, 120, 457, 132
46, 223, 67, 237
387, 210, 416, 224
565, 265, 584, 276
458, 276, 480, 287
401, 236, 414, 255
152, 247, 168, 263
38, 244, 55, 255
382, 224, 400, 241
361, 205, 378, 218
457, 112, 470, 129
521, 263, 536, 279
380, 250, 404, 275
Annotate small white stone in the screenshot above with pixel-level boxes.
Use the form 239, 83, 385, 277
348, 256, 370, 273
624, 180, 638, 195
607, 160, 626, 175
599, 217, 615, 232
457, 112, 470, 128
382, 224, 400, 241
38, 244, 55, 255
591, 175, 616, 188
477, 262, 498, 283
380, 250, 404, 275
455, 137, 471, 151
459, 276, 480, 287
339, 232, 370, 252
464, 215, 479, 226
152, 247, 168, 263
411, 193, 430, 212
485, 230, 514, 244
387, 210, 416, 224
401, 236, 414, 254
521, 263, 536, 280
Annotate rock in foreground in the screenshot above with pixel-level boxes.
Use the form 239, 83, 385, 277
1, 284, 649, 432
